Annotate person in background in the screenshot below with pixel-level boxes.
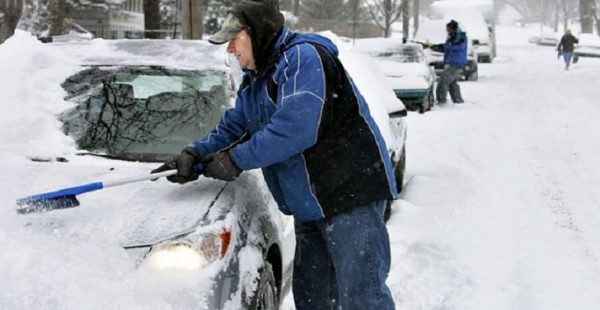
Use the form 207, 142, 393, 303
426, 19, 468, 104
151, 0, 397, 309
557, 28, 579, 70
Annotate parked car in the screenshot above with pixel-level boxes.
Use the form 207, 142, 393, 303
413, 19, 479, 81
16, 39, 295, 310
353, 39, 435, 113
11, 38, 407, 307
340, 50, 408, 220
536, 32, 560, 46
573, 33, 600, 63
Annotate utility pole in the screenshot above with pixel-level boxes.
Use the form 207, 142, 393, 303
181, 0, 203, 39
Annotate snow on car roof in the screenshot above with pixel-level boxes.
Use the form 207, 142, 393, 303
48, 37, 229, 71
352, 37, 423, 54
578, 33, 600, 46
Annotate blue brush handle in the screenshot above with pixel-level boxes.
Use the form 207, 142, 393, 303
17, 182, 103, 205
16, 164, 205, 205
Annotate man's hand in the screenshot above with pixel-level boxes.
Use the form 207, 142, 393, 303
151, 146, 202, 184
202, 150, 242, 182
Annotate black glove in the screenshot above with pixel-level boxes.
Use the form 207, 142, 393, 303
151, 146, 202, 184
202, 150, 242, 182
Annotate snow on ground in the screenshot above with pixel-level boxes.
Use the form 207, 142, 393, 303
2, 23, 600, 309
387, 25, 600, 309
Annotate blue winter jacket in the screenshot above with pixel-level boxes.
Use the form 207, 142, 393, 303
191, 27, 398, 221
432, 30, 468, 67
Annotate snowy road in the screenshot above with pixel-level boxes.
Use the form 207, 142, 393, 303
387, 26, 600, 309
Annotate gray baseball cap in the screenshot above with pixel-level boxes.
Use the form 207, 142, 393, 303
208, 13, 245, 45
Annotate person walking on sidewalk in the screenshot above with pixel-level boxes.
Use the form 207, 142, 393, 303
428, 19, 468, 104
557, 28, 579, 70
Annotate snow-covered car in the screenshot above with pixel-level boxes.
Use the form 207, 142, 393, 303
413, 19, 479, 81
353, 39, 435, 113
573, 33, 600, 63
340, 51, 408, 220
536, 32, 560, 46
9, 38, 295, 310
3, 33, 406, 307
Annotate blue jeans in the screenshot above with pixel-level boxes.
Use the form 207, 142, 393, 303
293, 200, 395, 310
563, 52, 573, 68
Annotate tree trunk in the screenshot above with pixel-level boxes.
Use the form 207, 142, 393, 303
0, 4, 22, 43
580, 0, 594, 33
48, 0, 66, 36
401, 0, 409, 40
412, 0, 419, 37
181, 0, 203, 39
293, 0, 300, 16
144, 0, 161, 38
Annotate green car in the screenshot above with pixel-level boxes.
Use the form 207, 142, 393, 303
354, 40, 436, 113
573, 34, 600, 64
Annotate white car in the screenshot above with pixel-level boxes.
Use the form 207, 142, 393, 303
353, 38, 436, 113
340, 50, 409, 220
536, 32, 560, 46
4, 36, 407, 307
10, 38, 295, 310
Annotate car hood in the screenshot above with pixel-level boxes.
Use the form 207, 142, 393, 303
15, 156, 229, 248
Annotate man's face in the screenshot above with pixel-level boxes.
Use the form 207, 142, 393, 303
446, 26, 456, 36
227, 30, 255, 70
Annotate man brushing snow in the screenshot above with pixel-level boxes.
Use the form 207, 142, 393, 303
152, 0, 397, 309
428, 19, 467, 104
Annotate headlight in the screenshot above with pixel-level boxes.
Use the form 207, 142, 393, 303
144, 230, 231, 272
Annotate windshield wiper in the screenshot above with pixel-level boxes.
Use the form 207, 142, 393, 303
76, 151, 174, 163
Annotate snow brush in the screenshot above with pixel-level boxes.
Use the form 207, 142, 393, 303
16, 165, 203, 214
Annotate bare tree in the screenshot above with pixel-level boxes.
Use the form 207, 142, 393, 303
0, 1, 22, 43
143, 0, 161, 38
412, 0, 419, 37
301, 0, 345, 20
592, 0, 600, 34
367, 0, 402, 37
580, 0, 594, 32
401, 0, 409, 40
293, 0, 300, 16
181, 0, 202, 39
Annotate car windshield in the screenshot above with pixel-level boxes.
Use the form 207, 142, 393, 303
61, 66, 230, 161
374, 47, 421, 63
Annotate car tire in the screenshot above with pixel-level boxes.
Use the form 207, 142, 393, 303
395, 146, 406, 194
466, 69, 478, 81
385, 146, 406, 222
427, 90, 435, 111
249, 262, 278, 310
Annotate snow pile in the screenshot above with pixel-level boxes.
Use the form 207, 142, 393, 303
0, 30, 78, 159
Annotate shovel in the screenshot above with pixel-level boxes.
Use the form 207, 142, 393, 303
16, 165, 203, 214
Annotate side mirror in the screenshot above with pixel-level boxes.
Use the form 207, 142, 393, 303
389, 109, 408, 118
472, 39, 480, 45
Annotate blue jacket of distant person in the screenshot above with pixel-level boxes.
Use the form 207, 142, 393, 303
432, 30, 468, 67
190, 26, 398, 221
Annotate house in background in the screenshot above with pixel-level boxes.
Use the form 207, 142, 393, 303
71, 0, 144, 39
